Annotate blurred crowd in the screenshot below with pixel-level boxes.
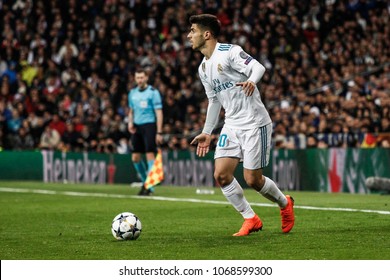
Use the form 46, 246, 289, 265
0, 0, 389, 153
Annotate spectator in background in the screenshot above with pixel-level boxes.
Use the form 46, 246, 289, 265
306, 134, 318, 148
10, 126, 34, 150
56, 38, 79, 65
77, 125, 92, 151
62, 122, 81, 151
48, 113, 66, 136
6, 109, 23, 134
39, 125, 61, 150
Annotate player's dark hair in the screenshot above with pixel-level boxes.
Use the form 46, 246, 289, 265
135, 68, 147, 75
189, 14, 221, 37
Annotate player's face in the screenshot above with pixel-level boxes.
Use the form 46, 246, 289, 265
187, 24, 206, 51
135, 72, 148, 89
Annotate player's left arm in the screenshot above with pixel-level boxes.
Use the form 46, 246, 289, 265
230, 46, 266, 96
154, 108, 163, 145
153, 90, 164, 145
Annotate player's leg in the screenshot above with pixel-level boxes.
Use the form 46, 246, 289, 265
242, 124, 295, 233
131, 127, 148, 195
143, 123, 158, 193
132, 152, 148, 192
215, 157, 262, 236
244, 168, 287, 207
215, 157, 254, 218
214, 127, 262, 236
144, 123, 158, 169
245, 169, 294, 233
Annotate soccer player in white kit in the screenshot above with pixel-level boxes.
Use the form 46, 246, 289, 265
188, 14, 295, 236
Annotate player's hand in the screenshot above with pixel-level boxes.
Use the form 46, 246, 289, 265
190, 133, 211, 157
156, 134, 163, 145
128, 123, 136, 134
236, 80, 255, 96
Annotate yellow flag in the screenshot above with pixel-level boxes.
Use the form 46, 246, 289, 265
144, 150, 164, 189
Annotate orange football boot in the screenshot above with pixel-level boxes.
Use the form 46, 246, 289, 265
233, 214, 263, 236
280, 195, 295, 233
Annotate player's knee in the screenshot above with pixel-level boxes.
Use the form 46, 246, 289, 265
245, 175, 264, 191
245, 179, 259, 190
214, 171, 233, 187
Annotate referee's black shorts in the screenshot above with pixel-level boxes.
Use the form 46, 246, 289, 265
131, 123, 157, 153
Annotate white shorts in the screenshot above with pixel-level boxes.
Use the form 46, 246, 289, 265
214, 123, 272, 170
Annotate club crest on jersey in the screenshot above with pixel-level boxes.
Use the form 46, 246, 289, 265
217, 64, 223, 73
202, 62, 206, 72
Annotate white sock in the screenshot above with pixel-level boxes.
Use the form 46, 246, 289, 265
221, 178, 255, 219
259, 176, 288, 208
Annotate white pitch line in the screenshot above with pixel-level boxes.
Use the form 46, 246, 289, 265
1, 187, 389, 215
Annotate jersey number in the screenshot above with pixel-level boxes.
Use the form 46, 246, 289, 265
218, 134, 228, 147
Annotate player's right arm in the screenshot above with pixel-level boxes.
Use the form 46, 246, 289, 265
190, 98, 221, 157
191, 72, 221, 157
201, 96, 221, 135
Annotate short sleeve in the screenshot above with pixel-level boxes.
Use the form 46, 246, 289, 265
152, 89, 163, 109
128, 90, 133, 109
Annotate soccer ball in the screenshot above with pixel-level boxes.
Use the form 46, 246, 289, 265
111, 212, 142, 241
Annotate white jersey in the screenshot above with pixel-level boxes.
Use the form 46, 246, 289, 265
198, 42, 271, 129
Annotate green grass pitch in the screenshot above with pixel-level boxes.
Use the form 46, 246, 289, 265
0, 180, 389, 260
